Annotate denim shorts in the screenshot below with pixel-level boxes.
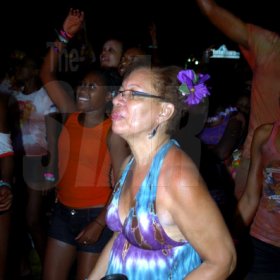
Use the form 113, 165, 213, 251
48, 202, 113, 253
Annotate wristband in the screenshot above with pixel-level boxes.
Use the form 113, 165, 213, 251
44, 172, 56, 182
55, 29, 70, 44
60, 29, 73, 39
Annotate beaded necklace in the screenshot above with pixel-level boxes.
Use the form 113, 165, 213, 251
206, 106, 238, 124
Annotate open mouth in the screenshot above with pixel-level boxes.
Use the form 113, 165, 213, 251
78, 96, 89, 102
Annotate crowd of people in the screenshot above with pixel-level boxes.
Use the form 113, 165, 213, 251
196, 1, 280, 279
0, 1, 279, 279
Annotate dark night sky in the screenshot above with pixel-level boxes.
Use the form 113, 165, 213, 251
1, 0, 278, 66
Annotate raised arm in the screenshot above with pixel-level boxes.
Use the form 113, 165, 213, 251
40, 8, 85, 113
196, 0, 249, 49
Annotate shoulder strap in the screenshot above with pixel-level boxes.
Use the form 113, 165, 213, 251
147, 139, 179, 201
113, 156, 134, 193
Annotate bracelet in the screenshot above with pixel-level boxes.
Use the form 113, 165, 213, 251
44, 172, 56, 182
60, 29, 73, 39
94, 219, 105, 228
55, 29, 70, 44
0, 180, 12, 189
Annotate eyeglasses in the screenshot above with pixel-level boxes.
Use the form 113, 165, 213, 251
77, 82, 97, 90
116, 89, 164, 101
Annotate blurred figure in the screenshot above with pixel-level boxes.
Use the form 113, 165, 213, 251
198, 95, 247, 227
118, 47, 147, 77
196, 0, 280, 199
99, 39, 123, 69
0, 49, 26, 96
11, 55, 58, 271
0, 94, 14, 280
235, 121, 280, 279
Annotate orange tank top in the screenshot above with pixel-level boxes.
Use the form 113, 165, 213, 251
57, 113, 112, 208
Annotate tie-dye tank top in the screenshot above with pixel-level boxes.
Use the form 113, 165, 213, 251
105, 139, 201, 279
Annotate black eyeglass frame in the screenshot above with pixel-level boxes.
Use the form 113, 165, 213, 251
116, 90, 164, 100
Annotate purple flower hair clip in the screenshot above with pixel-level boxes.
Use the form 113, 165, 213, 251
177, 69, 210, 105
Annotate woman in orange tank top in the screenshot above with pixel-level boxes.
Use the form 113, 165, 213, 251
40, 9, 130, 280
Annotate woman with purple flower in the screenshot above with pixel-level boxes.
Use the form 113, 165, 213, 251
88, 64, 236, 280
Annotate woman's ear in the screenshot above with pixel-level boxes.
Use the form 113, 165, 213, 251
159, 102, 175, 122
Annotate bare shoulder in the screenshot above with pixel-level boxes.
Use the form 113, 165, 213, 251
159, 146, 206, 197
164, 146, 201, 179
157, 145, 213, 227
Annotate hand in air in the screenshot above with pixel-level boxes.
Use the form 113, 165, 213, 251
63, 8, 85, 37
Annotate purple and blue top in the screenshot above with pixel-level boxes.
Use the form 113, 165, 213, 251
105, 139, 201, 280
